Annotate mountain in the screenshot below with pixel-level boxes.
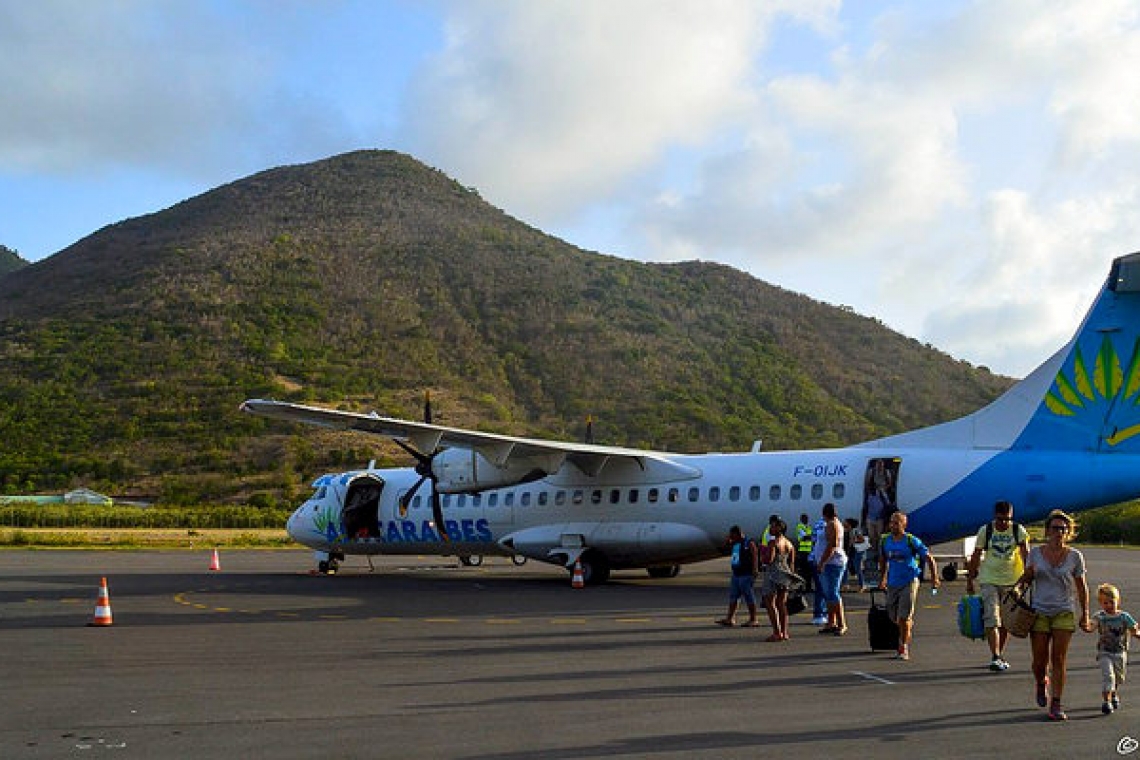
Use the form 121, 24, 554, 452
0, 245, 28, 275
0, 150, 1012, 504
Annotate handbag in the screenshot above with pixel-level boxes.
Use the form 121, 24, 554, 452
1001, 587, 1038, 638
785, 593, 806, 615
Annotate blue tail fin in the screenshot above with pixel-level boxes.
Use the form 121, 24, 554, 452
868, 252, 1140, 453
1009, 252, 1140, 452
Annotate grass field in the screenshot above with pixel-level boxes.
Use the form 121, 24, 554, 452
0, 528, 294, 549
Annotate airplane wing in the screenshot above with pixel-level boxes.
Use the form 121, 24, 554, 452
239, 399, 700, 480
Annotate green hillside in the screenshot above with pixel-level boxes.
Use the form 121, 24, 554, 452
0, 244, 27, 275
0, 151, 1011, 505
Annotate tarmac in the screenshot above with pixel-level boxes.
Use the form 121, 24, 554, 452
1, 545, 1138, 759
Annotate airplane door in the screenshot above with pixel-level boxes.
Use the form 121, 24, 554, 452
863, 457, 900, 515
342, 475, 385, 540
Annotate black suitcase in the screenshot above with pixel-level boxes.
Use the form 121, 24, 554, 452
868, 588, 899, 651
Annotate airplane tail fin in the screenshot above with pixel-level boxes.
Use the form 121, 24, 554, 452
1011, 252, 1140, 452
873, 252, 1140, 453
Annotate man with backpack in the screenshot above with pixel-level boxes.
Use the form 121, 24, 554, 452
966, 500, 1030, 671
878, 511, 940, 660
717, 525, 760, 627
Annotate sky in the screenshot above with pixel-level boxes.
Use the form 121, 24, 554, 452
4, 0, 1140, 378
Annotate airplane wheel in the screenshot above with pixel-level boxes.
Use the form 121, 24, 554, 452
459, 555, 483, 567
577, 551, 611, 585
511, 555, 528, 566
941, 562, 959, 582
317, 560, 330, 574
646, 565, 681, 579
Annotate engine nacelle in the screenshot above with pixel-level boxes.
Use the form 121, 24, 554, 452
432, 448, 548, 493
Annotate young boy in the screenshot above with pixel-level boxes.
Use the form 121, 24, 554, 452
1093, 583, 1140, 715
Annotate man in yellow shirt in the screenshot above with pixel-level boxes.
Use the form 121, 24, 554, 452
966, 500, 1030, 671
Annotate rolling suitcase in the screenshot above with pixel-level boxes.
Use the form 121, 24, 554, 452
868, 588, 899, 651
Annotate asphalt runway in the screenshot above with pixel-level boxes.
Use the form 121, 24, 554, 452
2, 546, 1139, 759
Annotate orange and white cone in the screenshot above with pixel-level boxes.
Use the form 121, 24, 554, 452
88, 577, 113, 627
208, 549, 221, 571
571, 560, 585, 589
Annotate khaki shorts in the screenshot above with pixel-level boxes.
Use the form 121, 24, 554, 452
980, 583, 1014, 629
1031, 610, 1076, 633
886, 580, 919, 622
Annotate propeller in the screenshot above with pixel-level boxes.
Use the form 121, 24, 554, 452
585, 415, 594, 445
396, 392, 449, 542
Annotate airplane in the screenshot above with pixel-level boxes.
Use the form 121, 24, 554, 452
242, 251, 1140, 584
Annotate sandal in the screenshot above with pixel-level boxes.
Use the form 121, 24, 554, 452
764, 633, 782, 642
715, 619, 736, 627
832, 627, 848, 636
743, 621, 760, 627
818, 626, 838, 634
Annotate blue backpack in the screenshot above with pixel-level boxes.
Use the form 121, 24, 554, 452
958, 595, 985, 640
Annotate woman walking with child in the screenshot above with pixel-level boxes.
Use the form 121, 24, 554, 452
1015, 509, 1092, 721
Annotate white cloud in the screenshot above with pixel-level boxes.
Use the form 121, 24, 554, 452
401, 0, 839, 223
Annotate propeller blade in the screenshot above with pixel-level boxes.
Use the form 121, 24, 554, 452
423, 391, 433, 425
432, 488, 449, 542
398, 474, 428, 517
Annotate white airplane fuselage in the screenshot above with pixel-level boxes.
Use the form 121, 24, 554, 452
259, 252, 1140, 583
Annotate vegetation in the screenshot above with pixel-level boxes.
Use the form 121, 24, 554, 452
0, 150, 1012, 505
0, 244, 26, 275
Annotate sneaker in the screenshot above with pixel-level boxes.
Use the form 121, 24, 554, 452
894, 646, 909, 661
1048, 702, 1068, 721
811, 616, 828, 626
1112, 694, 1121, 710
1036, 678, 1049, 708
989, 657, 1003, 672
998, 658, 1010, 671
1103, 701, 1114, 715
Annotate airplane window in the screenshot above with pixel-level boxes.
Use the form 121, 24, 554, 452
668, 488, 680, 502
573, 490, 584, 505
749, 485, 761, 501
811, 484, 823, 499
521, 492, 531, 507
472, 494, 482, 507
457, 495, 467, 508
538, 491, 548, 506
769, 485, 780, 500
648, 488, 659, 503
729, 486, 741, 502
413, 495, 422, 510
591, 490, 603, 505
709, 486, 720, 502
629, 489, 639, 504
505, 493, 515, 507
555, 490, 566, 506
609, 489, 621, 504
688, 487, 700, 502
488, 493, 498, 507
833, 483, 845, 499
790, 485, 802, 500
316, 486, 328, 499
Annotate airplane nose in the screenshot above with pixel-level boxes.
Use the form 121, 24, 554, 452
286, 508, 304, 543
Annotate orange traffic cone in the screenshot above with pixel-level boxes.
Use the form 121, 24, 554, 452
88, 577, 113, 627
208, 549, 221, 571
571, 560, 585, 589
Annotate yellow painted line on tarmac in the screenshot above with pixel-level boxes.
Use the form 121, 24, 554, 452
276, 612, 300, 618
484, 618, 521, 625
424, 617, 460, 623
319, 614, 348, 620
550, 618, 588, 625
369, 617, 402, 623
679, 616, 710, 623
214, 607, 232, 612
615, 618, 653, 624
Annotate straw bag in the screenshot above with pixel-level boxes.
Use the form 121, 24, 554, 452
1001, 587, 1037, 638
